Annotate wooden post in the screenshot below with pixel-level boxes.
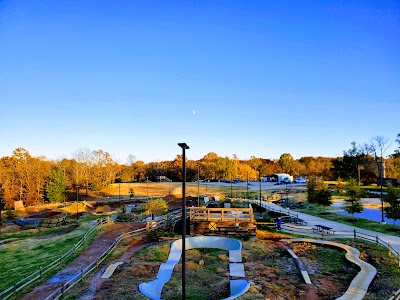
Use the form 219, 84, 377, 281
61, 282, 65, 297
81, 268, 83, 282
376, 235, 379, 245
398, 252, 400, 267
388, 242, 391, 256
354, 229, 356, 240
292, 226, 295, 234
40, 266, 42, 279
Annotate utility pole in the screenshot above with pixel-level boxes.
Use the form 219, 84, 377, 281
259, 170, 262, 218
197, 164, 200, 206
246, 172, 249, 199
379, 160, 384, 223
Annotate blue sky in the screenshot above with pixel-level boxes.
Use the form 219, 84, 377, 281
1, 0, 399, 163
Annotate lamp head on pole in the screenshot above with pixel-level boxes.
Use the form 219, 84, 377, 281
178, 143, 190, 150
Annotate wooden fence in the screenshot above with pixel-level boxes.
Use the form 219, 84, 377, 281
41, 210, 183, 300
0, 218, 110, 300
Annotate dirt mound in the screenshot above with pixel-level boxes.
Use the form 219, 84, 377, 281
61, 203, 88, 214
29, 210, 63, 219
164, 195, 199, 208
95, 205, 112, 214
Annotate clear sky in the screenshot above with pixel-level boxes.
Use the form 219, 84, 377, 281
1, 0, 399, 164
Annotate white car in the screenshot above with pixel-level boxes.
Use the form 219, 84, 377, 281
294, 178, 307, 183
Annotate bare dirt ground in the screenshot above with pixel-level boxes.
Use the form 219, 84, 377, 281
20, 222, 145, 300
77, 240, 156, 300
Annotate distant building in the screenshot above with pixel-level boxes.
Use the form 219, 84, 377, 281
264, 173, 293, 183
124, 199, 146, 213
156, 176, 172, 182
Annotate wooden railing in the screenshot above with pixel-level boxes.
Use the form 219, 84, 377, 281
0, 218, 111, 300
189, 207, 254, 223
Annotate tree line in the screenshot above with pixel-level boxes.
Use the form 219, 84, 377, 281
0, 134, 399, 208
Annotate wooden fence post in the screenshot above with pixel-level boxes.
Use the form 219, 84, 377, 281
376, 235, 379, 245
398, 252, 400, 267
40, 266, 42, 279
61, 282, 65, 297
80, 268, 83, 282
388, 242, 391, 256
354, 229, 356, 240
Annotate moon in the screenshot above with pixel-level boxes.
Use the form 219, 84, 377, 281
193, 110, 196, 115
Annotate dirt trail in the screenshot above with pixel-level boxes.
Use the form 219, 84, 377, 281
77, 240, 156, 300
20, 223, 144, 300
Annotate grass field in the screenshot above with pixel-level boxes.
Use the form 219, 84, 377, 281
0, 222, 98, 292
100, 182, 274, 199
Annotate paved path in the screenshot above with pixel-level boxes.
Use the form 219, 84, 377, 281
260, 201, 400, 255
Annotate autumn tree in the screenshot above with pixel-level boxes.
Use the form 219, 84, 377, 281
73, 148, 93, 194
90, 149, 118, 190
278, 153, 294, 174
46, 168, 67, 203
6, 148, 51, 206
384, 183, 400, 228
145, 198, 168, 218
343, 178, 363, 220
200, 152, 219, 181
133, 160, 147, 182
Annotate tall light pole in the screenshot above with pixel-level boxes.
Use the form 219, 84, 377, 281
0, 182, 4, 227
230, 171, 233, 198
146, 176, 149, 198
259, 170, 262, 217
286, 182, 289, 209
178, 142, 189, 300
246, 172, 249, 199
379, 160, 385, 223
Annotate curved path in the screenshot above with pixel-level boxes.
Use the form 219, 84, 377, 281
283, 238, 377, 300
260, 201, 400, 254
139, 236, 250, 300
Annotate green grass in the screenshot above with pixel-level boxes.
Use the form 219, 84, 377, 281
0, 223, 79, 241
0, 222, 100, 292
294, 203, 400, 236
163, 247, 230, 300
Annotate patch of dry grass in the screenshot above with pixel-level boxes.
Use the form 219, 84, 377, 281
101, 182, 234, 197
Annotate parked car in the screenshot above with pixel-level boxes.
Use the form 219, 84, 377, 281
281, 178, 291, 184
294, 178, 307, 183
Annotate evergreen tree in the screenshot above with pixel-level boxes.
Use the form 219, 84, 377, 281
343, 178, 363, 220
384, 183, 400, 228
307, 178, 317, 203
315, 182, 332, 210
46, 168, 67, 203
129, 187, 135, 198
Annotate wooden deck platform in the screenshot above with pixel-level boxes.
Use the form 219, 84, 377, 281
189, 207, 256, 235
